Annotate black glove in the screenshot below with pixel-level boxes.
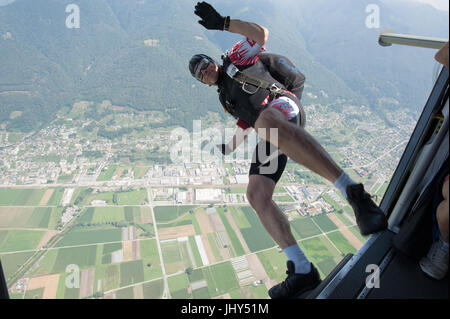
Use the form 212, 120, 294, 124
194, 1, 230, 31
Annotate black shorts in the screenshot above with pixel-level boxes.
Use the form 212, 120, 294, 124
249, 115, 301, 184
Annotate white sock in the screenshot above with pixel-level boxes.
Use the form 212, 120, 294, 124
334, 171, 356, 199
283, 244, 311, 274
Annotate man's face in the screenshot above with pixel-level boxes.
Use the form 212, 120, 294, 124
196, 61, 219, 85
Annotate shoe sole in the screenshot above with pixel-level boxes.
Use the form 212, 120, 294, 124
287, 280, 322, 299
359, 218, 388, 236
419, 259, 447, 280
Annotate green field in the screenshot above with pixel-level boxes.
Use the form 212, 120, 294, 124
120, 260, 144, 286
116, 286, 134, 299
203, 261, 239, 297
299, 235, 341, 277
97, 165, 118, 181
161, 240, 183, 274
229, 206, 251, 228
168, 273, 190, 299
0, 206, 63, 230
24, 287, 45, 299
290, 217, 322, 240
95, 264, 120, 292
133, 166, 149, 179
79, 191, 115, 206
187, 268, 204, 283
207, 233, 222, 262
116, 189, 148, 205
327, 231, 357, 255
90, 207, 125, 223
124, 206, 141, 222
46, 188, 65, 206
52, 245, 97, 273
0, 251, 35, 280
157, 213, 192, 229
188, 236, 203, 267
29, 249, 58, 276
229, 187, 247, 194
311, 214, 338, 233
154, 205, 197, 223
217, 207, 245, 256
192, 286, 211, 299
142, 279, 164, 299
140, 239, 162, 280
101, 242, 122, 264
0, 229, 46, 253
54, 228, 122, 247
257, 247, 290, 283
0, 188, 47, 206
74, 188, 147, 206
334, 211, 354, 227
239, 206, 275, 252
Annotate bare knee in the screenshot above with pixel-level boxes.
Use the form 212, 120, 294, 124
255, 108, 285, 130
255, 108, 295, 143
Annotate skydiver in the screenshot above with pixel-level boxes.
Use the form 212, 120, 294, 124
189, 1, 387, 299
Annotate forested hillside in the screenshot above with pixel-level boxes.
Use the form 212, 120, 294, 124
0, 0, 447, 132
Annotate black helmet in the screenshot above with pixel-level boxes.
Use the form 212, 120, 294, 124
189, 54, 216, 81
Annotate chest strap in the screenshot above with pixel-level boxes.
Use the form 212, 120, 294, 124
225, 63, 283, 96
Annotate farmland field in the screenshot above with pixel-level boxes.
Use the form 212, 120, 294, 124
0, 207, 63, 230
239, 206, 275, 252
203, 261, 239, 297
120, 260, 144, 286
327, 231, 357, 255
0, 188, 47, 206
154, 205, 197, 223
257, 248, 290, 283
142, 279, 164, 299
97, 165, 118, 181
0, 251, 35, 280
290, 217, 322, 240
51, 245, 97, 273
216, 207, 245, 256
0, 229, 46, 253
116, 189, 148, 205
90, 207, 125, 223
168, 273, 190, 298
299, 235, 341, 277
54, 228, 122, 247
311, 214, 338, 233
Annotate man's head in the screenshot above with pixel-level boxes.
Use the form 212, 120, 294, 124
189, 54, 219, 85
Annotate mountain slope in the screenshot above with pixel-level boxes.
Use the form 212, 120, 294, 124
0, 0, 448, 132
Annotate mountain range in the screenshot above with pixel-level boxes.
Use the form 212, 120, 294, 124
0, 0, 448, 132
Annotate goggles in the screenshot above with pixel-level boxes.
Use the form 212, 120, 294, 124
194, 58, 211, 82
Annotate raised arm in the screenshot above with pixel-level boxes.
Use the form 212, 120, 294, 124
228, 19, 269, 46
194, 1, 268, 46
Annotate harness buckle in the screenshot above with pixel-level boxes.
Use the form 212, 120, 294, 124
269, 83, 282, 95
241, 81, 261, 94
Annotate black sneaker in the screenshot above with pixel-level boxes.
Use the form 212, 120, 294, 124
346, 184, 388, 236
268, 261, 321, 299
